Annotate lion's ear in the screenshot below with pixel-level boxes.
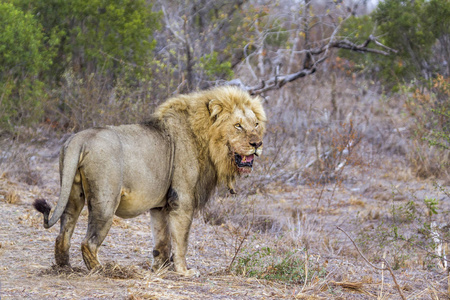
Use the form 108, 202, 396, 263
208, 99, 222, 121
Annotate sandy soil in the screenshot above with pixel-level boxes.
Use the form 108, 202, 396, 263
1, 136, 450, 300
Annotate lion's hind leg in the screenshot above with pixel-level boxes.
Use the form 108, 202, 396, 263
150, 208, 171, 271
55, 179, 85, 267
80, 178, 120, 270
81, 203, 116, 270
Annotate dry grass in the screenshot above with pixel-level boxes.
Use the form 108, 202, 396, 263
4, 190, 20, 204
408, 141, 450, 182
89, 262, 144, 279
40, 264, 88, 277
1, 76, 450, 299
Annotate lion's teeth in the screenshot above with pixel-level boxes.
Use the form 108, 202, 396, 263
242, 156, 247, 163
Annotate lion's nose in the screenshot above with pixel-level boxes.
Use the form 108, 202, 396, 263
250, 141, 263, 148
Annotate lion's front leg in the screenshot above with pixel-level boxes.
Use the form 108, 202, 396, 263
169, 207, 198, 277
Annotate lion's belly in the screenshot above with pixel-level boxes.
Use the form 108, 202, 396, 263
114, 157, 171, 219
109, 124, 173, 219
115, 188, 166, 218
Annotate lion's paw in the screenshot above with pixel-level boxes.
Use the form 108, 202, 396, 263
178, 268, 200, 277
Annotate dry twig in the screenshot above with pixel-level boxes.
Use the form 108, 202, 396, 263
226, 212, 254, 273
336, 226, 407, 300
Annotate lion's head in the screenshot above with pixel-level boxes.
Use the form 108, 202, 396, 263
155, 86, 266, 191
205, 87, 266, 184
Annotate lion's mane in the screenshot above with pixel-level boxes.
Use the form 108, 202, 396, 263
155, 86, 266, 204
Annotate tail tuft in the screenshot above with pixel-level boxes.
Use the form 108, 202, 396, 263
33, 198, 51, 215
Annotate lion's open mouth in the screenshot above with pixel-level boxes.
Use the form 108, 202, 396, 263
234, 154, 254, 173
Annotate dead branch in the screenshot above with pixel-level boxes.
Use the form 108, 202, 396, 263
337, 226, 407, 300
228, 35, 397, 96
226, 207, 255, 273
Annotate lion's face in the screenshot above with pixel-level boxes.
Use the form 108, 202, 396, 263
225, 107, 264, 174
207, 89, 266, 179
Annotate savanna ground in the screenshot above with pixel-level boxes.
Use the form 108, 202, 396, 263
1, 76, 450, 299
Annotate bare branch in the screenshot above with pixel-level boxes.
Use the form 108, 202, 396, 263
243, 44, 258, 81
160, 4, 186, 44
337, 226, 407, 300
325, 35, 398, 56
228, 35, 397, 96
337, 226, 385, 271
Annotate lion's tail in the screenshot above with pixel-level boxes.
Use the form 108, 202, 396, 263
33, 135, 83, 229
33, 199, 52, 228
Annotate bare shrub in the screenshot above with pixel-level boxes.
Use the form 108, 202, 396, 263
45, 71, 156, 131
302, 120, 363, 185
202, 193, 281, 234
232, 246, 326, 285
404, 76, 450, 182
42, 58, 183, 133
4, 190, 20, 204
355, 184, 450, 275
408, 141, 450, 181
284, 212, 324, 251
0, 130, 47, 186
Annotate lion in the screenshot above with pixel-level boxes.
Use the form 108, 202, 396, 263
33, 86, 266, 276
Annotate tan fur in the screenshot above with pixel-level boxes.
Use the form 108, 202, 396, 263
34, 86, 266, 276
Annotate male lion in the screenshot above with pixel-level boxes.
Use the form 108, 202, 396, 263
33, 86, 266, 276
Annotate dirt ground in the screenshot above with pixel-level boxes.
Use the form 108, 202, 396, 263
1, 133, 450, 300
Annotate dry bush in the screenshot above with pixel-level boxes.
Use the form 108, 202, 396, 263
302, 120, 363, 185
202, 193, 281, 234
45, 71, 153, 131
283, 212, 325, 251
0, 128, 53, 186
43, 66, 180, 132
232, 245, 326, 285
355, 185, 450, 274
408, 141, 450, 181
404, 76, 450, 182
250, 75, 381, 205
4, 190, 20, 204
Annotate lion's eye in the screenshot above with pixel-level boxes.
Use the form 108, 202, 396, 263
255, 123, 259, 128
235, 123, 242, 130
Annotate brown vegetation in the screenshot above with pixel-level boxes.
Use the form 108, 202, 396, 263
1, 73, 450, 299
1, 0, 450, 298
